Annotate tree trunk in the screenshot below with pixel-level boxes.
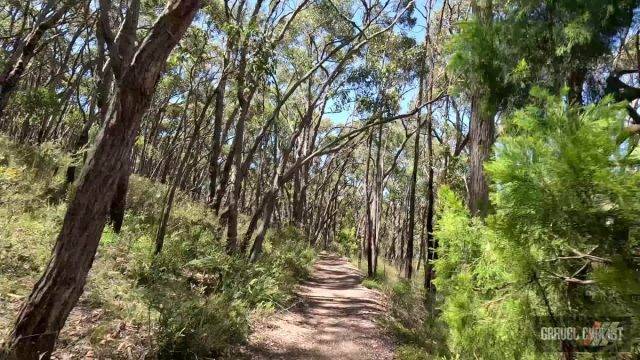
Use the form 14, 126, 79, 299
405, 127, 418, 278
567, 69, 585, 106
372, 124, 384, 276
225, 100, 248, 253
364, 133, 374, 277
405, 58, 426, 279
241, 199, 265, 253
248, 135, 291, 261
1, 1, 200, 358
425, 83, 436, 291
65, 113, 96, 184
249, 189, 277, 262
109, 163, 130, 234
467, 0, 495, 218
207, 61, 227, 205
155, 90, 212, 254
467, 96, 495, 217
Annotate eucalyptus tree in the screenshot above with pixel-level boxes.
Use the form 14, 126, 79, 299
233, 0, 419, 261
153, 22, 220, 253
417, 0, 462, 288
344, 21, 419, 275
1, 0, 201, 357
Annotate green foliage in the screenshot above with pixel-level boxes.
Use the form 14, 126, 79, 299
434, 188, 535, 358
361, 277, 384, 290
448, 0, 639, 111
346, 30, 418, 116
447, 19, 510, 114
507, 0, 638, 63
13, 87, 59, 115
434, 90, 640, 359
0, 137, 316, 358
141, 223, 315, 358
154, 292, 249, 359
387, 282, 448, 355
396, 345, 436, 360
335, 226, 358, 257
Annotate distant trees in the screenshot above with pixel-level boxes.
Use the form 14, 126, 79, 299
1, 0, 428, 356
0, 0, 78, 119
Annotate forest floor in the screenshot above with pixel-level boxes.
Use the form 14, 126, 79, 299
241, 252, 395, 359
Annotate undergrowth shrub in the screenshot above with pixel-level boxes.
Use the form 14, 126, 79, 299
360, 269, 388, 290
155, 292, 249, 359
0, 137, 67, 297
354, 256, 448, 359
382, 281, 448, 359
395, 345, 435, 360
126, 176, 218, 234
140, 223, 315, 358
0, 137, 69, 212
0, 136, 316, 358
335, 226, 358, 257
361, 278, 384, 290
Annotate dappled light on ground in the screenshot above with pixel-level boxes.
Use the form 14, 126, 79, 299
244, 253, 394, 359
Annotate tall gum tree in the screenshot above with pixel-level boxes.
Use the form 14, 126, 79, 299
1, 0, 201, 358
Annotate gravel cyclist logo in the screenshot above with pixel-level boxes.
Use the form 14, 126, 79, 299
540, 322, 624, 345
538, 317, 635, 353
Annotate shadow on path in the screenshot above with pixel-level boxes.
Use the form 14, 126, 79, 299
243, 253, 394, 360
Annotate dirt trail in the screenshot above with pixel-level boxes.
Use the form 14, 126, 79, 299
245, 253, 394, 359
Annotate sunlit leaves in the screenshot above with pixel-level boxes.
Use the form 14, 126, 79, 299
435, 90, 640, 358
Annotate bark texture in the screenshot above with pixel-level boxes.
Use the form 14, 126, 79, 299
2, 1, 200, 358
467, 96, 495, 217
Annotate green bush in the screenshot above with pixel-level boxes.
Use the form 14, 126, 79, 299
0, 137, 68, 293
361, 278, 384, 290
335, 226, 358, 257
382, 281, 447, 357
0, 136, 69, 212
155, 293, 249, 359
140, 223, 315, 358
396, 345, 435, 360
434, 90, 640, 359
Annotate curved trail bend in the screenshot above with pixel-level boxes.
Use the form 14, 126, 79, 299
246, 253, 394, 359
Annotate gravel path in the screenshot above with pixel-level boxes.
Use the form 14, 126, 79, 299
245, 253, 394, 359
